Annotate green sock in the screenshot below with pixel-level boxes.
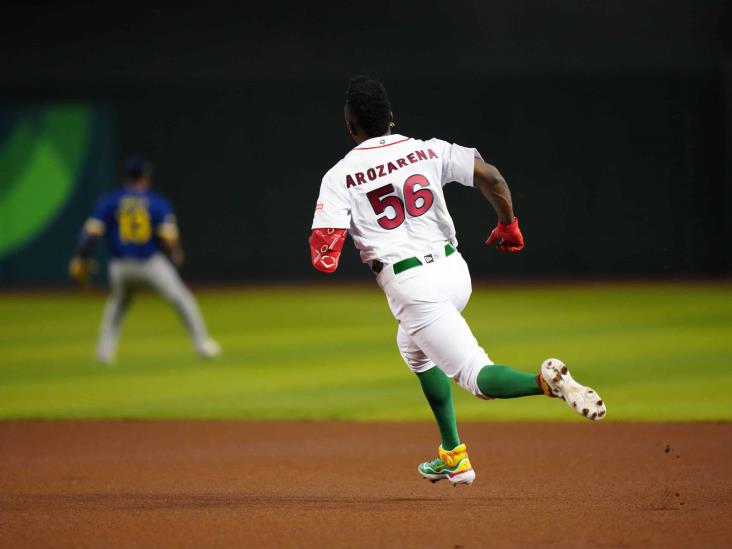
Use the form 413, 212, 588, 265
417, 367, 461, 450
477, 364, 543, 399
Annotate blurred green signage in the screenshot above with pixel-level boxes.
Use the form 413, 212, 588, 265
0, 105, 112, 283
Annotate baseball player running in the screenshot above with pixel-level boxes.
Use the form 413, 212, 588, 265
69, 156, 221, 364
309, 76, 606, 486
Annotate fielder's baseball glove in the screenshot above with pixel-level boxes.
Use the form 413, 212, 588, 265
68, 256, 95, 287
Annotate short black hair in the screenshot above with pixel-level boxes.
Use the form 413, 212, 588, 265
345, 75, 392, 138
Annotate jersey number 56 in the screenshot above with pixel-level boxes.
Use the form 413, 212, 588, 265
366, 174, 434, 230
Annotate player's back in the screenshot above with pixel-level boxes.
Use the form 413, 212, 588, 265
89, 188, 174, 259
316, 134, 478, 265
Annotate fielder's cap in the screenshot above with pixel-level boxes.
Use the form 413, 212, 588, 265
124, 155, 153, 180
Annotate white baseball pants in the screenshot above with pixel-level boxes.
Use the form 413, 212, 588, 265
376, 248, 492, 397
96, 253, 211, 361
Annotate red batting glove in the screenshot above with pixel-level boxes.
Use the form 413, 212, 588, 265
485, 217, 525, 252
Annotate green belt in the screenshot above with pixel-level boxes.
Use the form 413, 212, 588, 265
392, 244, 456, 275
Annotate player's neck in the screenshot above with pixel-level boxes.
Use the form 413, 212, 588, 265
353, 130, 392, 146
124, 182, 149, 192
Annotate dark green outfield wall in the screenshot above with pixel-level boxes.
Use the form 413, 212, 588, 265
1, 1, 729, 283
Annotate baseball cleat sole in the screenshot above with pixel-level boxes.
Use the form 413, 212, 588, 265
541, 358, 606, 420
448, 468, 475, 486
418, 467, 476, 486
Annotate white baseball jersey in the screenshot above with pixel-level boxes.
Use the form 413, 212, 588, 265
311, 134, 482, 266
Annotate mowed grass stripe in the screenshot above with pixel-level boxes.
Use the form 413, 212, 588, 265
0, 283, 729, 420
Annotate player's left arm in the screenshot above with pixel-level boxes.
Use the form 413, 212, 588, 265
69, 198, 108, 285
437, 140, 524, 253
474, 159, 524, 253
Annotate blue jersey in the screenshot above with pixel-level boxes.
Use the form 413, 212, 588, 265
84, 188, 178, 259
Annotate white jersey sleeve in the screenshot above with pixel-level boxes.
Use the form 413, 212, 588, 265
311, 166, 351, 229
426, 138, 484, 188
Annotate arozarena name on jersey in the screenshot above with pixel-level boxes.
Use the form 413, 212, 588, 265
346, 149, 439, 188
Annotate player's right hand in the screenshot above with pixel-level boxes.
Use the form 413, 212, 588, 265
485, 217, 525, 252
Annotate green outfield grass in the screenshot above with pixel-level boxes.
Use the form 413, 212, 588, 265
0, 282, 730, 421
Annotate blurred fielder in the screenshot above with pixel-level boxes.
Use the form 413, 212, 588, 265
69, 156, 221, 364
309, 76, 606, 486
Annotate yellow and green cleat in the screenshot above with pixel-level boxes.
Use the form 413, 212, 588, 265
418, 443, 476, 486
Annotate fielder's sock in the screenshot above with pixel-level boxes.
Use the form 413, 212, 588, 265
477, 364, 544, 398
417, 366, 461, 450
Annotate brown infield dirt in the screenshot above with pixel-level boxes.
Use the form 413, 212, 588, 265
0, 422, 730, 548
